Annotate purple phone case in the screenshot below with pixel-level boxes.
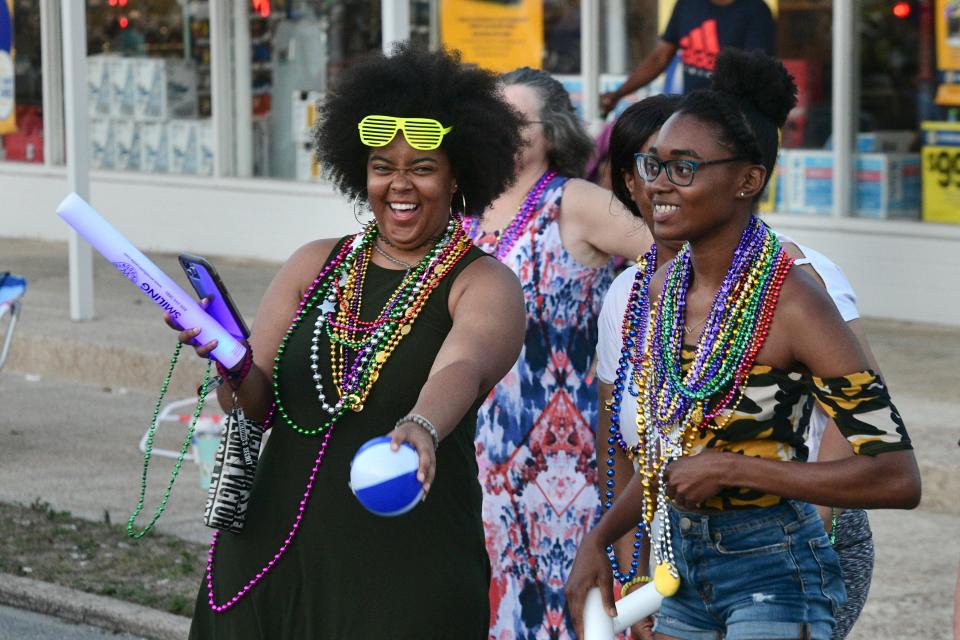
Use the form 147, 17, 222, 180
182, 260, 248, 339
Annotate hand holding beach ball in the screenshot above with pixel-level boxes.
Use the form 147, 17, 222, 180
350, 436, 425, 516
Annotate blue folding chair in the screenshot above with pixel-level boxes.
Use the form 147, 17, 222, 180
0, 272, 27, 371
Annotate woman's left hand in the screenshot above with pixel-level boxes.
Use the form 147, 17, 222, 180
663, 450, 733, 509
389, 421, 437, 496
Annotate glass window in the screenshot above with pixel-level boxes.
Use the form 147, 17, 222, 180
249, 0, 382, 181
86, 0, 211, 176
0, 1, 44, 164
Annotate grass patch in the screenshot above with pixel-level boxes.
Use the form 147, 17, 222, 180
0, 499, 204, 617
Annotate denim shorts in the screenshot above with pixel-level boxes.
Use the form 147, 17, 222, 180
654, 500, 847, 640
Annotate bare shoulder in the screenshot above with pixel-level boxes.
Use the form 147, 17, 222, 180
274, 237, 343, 296
453, 254, 522, 296
561, 178, 622, 214
776, 265, 838, 324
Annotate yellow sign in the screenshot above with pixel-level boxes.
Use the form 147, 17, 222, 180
0, 0, 14, 135
921, 121, 960, 224
440, 0, 543, 73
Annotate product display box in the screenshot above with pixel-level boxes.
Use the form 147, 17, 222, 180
197, 119, 214, 176
168, 118, 213, 176
113, 119, 141, 171
106, 57, 136, 119
291, 90, 322, 144
779, 150, 920, 219
134, 58, 199, 121
139, 122, 170, 173
87, 54, 113, 118
169, 119, 199, 175
90, 118, 115, 170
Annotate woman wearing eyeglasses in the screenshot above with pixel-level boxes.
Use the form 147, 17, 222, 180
594, 95, 883, 640
469, 67, 654, 639
181, 44, 526, 639
565, 49, 920, 640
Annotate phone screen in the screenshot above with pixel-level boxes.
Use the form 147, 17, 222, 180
180, 256, 250, 339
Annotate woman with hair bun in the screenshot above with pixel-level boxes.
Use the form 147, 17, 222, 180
566, 49, 920, 639
178, 44, 527, 639
470, 66, 653, 638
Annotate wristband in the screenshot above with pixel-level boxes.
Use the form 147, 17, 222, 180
215, 342, 252, 390
620, 574, 652, 598
395, 414, 440, 450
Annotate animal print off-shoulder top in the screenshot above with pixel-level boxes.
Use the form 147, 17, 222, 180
679, 347, 913, 510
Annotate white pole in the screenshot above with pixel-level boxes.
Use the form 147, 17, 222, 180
581, 0, 600, 129
233, 0, 253, 177
382, 1, 411, 55
605, 0, 628, 74
832, 0, 855, 218
40, 0, 64, 166
62, 0, 94, 321
210, 0, 233, 177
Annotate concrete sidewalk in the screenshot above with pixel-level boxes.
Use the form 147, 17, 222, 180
1, 237, 959, 639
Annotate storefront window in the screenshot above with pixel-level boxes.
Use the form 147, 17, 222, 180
0, 1, 44, 164
86, 0, 210, 175
245, 0, 381, 181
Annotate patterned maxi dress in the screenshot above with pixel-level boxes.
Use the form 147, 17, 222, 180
473, 175, 615, 639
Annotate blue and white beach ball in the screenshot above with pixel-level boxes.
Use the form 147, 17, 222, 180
349, 436, 424, 516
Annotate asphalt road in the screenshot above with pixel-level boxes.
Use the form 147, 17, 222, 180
0, 604, 144, 640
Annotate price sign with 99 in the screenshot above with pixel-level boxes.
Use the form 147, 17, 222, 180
921, 121, 960, 223
927, 149, 960, 188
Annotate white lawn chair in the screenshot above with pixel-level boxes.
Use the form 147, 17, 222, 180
0, 272, 27, 371
138, 396, 227, 489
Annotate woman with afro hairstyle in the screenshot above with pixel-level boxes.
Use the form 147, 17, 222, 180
471, 66, 653, 639
566, 49, 920, 639
178, 44, 527, 639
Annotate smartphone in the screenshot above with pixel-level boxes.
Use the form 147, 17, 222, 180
178, 253, 250, 340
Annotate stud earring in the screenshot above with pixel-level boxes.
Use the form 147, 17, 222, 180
739, 192, 745, 197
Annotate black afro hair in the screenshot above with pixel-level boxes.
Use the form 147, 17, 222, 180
710, 48, 798, 129
314, 43, 524, 217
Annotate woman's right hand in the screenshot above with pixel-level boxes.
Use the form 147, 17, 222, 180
163, 298, 219, 358
565, 530, 615, 639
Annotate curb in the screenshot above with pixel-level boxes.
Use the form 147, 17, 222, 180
0, 572, 190, 640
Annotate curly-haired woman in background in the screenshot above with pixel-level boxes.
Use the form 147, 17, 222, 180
178, 44, 526, 639
470, 66, 653, 639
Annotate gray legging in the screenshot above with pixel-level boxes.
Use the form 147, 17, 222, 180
831, 509, 875, 639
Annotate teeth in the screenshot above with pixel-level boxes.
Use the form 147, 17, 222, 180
654, 204, 679, 214
390, 203, 417, 211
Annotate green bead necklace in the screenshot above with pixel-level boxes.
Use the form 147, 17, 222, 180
127, 342, 213, 539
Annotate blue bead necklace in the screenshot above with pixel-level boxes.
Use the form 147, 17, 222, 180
604, 245, 657, 593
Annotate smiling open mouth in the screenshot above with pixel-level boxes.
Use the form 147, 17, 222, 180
653, 203, 680, 222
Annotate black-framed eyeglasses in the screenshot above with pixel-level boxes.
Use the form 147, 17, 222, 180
634, 152, 745, 187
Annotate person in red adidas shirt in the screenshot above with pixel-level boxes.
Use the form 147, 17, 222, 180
601, 0, 774, 115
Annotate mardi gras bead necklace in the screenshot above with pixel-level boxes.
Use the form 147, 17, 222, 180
629, 217, 792, 596
206, 218, 473, 611
271, 217, 470, 435
463, 170, 557, 260
603, 245, 658, 595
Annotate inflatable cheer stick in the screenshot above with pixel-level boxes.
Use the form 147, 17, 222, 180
583, 582, 664, 640
56, 192, 246, 368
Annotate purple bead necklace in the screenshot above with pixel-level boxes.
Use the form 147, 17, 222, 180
463, 170, 557, 260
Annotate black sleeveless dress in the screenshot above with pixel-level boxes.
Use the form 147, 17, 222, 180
189, 239, 490, 639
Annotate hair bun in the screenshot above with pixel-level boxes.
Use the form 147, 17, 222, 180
710, 49, 797, 129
